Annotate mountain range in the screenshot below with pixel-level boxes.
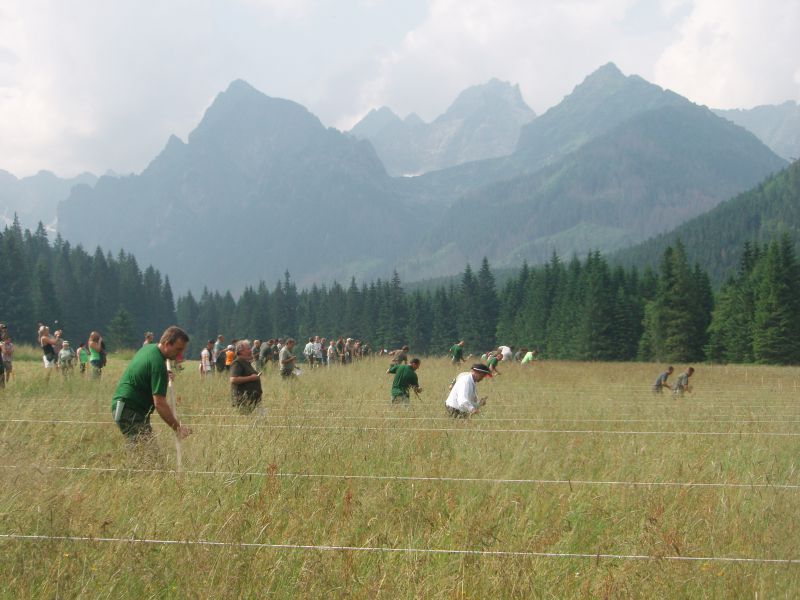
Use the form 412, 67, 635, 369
349, 79, 535, 176
0, 170, 97, 230
53, 64, 787, 293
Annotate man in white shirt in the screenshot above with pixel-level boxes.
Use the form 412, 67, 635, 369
445, 363, 492, 418
498, 345, 513, 362
303, 337, 316, 367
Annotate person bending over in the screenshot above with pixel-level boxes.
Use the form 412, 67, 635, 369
445, 363, 491, 418
387, 358, 422, 404
111, 326, 192, 443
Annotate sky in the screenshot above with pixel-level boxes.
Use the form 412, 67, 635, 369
0, 0, 798, 178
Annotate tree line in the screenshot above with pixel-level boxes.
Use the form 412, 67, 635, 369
3, 216, 799, 365
0, 218, 176, 348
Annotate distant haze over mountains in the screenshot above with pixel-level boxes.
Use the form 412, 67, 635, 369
402, 64, 786, 279
714, 101, 800, 162
48, 64, 787, 293
0, 170, 97, 230
349, 79, 536, 176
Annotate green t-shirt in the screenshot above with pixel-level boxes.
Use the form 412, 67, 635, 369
450, 344, 463, 360
487, 355, 499, 369
112, 344, 168, 414
388, 364, 419, 398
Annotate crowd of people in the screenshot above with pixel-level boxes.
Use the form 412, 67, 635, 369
198, 335, 378, 378
31, 322, 108, 378
0, 319, 699, 447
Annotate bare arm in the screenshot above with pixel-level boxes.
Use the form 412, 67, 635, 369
230, 374, 260, 384
153, 394, 191, 438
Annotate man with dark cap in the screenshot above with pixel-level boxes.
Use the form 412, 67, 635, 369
445, 363, 491, 418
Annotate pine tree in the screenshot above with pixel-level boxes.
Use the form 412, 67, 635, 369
430, 287, 458, 354
476, 257, 498, 349
32, 257, 61, 328
752, 236, 800, 363
457, 264, 482, 351
107, 308, 136, 350
0, 218, 34, 339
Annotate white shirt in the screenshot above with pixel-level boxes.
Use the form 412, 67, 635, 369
313, 342, 322, 358
445, 372, 480, 413
303, 342, 314, 356
499, 346, 512, 362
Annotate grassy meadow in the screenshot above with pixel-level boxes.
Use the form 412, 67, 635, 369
1, 351, 799, 598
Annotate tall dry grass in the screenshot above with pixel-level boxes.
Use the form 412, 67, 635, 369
1, 355, 799, 597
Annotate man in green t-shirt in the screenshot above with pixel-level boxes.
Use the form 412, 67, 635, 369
387, 358, 422, 403
111, 326, 192, 442
487, 351, 501, 376
450, 340, 465, 364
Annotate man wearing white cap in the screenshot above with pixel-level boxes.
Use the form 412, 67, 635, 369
445, 363, 491, 418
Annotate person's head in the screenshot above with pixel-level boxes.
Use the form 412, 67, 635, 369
158, 326, 190, 360
667, 366, 674, 374
458, 340, 464, 347
686, 367, 695, 376
235, 339, 252, 359
410, 358, 421, 370
217, 334, 224, 342
40, 326, 50, 336
78, 342, 84, 348
89, 331, 100, 343
309, 337, 314, 343
253, 339, 261, 347
471, 363, 492, 382
144, 331, 154, 342
286, 338, 296, 349
207, 339, 214, 349
62, 341, 70, 348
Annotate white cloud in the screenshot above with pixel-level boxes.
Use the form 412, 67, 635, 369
341, 0, 671, 128
240, 0, 315, 19
0, 0, 797, 176
654, 0, 800, 109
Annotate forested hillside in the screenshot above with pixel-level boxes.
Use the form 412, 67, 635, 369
614, 160, 800, 284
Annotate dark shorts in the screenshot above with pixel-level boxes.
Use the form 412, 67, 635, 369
391, 393, 410, 404
114, 402, 153, 441
446, 406, 470, 419
232, 392, 262, 413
